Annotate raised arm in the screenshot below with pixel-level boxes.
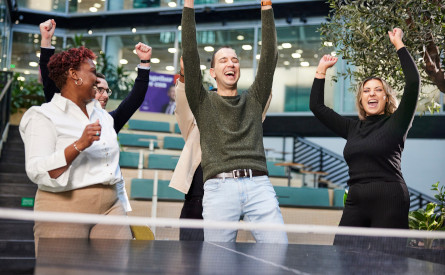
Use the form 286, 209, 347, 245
110, 42, 151, 133
387, 28, 420, 130
39, 19, 60, 102
249, 3, 277, 109
182, 0, 207, 115
310, 55, 353, 139
175, 57, 196, 141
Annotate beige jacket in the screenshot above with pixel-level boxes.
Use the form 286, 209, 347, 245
169, 80, 272, 194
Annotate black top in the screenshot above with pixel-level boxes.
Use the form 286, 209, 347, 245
310, 47, 420, 185
39, 47, 150, 133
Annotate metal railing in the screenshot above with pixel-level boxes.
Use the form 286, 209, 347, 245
0, 72, 13, 158
292, 135, 438, 211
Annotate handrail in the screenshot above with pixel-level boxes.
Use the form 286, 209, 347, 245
290, 134, 439, 211
0, 77, 13, 103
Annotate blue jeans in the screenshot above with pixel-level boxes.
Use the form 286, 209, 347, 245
202, 175, 288, 243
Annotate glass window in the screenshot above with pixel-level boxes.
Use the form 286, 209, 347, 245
105, 32, 176, 98
68, 0, 106, 13
11, 31, 63, 76
260, 25, 333, 113
17, 0, 66, 12
66, 35, 103, 52
0, 0, 11, 70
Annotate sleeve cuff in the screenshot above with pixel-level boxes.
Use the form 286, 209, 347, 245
137, 64, 151, 70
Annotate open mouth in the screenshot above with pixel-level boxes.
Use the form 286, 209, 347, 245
224, 71, 235, 79
368, 99, 378, 108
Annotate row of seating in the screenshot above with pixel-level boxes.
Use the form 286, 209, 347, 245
129, 178, 345, 208
118, 133, 185, 150
128, 119, 181, 134
120, 152, 179, 170
120, 151, 287, 177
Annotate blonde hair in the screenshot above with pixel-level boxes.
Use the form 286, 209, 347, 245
355, 77, 398, 120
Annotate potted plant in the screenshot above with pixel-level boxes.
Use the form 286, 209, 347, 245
408, 182, 445, 248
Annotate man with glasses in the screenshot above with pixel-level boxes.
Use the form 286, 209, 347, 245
39, 19, 152, 133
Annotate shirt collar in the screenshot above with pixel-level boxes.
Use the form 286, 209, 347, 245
51, 93, 100, 117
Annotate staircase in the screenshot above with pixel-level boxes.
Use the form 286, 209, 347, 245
292, 136, 438, 212
0, 125, 36, 274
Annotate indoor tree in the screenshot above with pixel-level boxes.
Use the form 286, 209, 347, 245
320, 0, 444, 112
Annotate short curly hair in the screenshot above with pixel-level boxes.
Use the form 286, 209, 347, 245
47, 46, 96, 90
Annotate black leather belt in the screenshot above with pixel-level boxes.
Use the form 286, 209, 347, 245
210, 169, 268, 179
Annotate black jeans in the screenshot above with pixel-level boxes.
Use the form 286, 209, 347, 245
179, 164, 204, 241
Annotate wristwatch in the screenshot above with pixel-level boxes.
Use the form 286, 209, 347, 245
261, 0, 272, 6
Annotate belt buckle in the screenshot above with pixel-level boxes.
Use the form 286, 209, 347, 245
232, 169, 240, 179
232, 169, 248, 179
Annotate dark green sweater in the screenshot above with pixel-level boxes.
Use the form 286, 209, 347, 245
181, 7, 278, 182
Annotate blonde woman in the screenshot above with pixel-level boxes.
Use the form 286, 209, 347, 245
309, 28, 420, 229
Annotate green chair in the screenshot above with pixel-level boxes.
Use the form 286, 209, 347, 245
267, 161, 287, 177
174, 123, 181, 134
118, 133, 158, 148
119, 151, 140, 168
163, 136, 185, 150
333, 188, 346, 208
130, 178, 184, 200
128, 119, 170, 133
147, 154, 179, 170
273, 186, 330, 207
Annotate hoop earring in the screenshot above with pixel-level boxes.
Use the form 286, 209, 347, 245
74, 78, 83, 86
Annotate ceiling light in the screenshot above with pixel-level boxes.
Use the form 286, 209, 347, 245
225, 0, 234, 3
29, 62, 38, 67
300, 61, 310, 67
178, 25, 182, 30
168, 2, 177, 7
120, 59, 128, 65
89, 7, 98, 12
132, 28, 137, 33
168, 48, 177, 53
24, 70, 30, 75
204, 46, 214, 52
36, 52, 40, 58
277, 46, 283, 50
331, 52, 337, 56
166, 66, 175, 71
200, 65, 206, 70
291, 53, 301, 59
282, 43, 292, 49
88, 29, 93, 35
296, 49, 303, 54
151, 58, 160, 63
237, 35, 244, 41
94, 3, 101, 8
323, 41, 333, 47
256, 54, 260, 60
242, 45, 252, 50
283, 61, 290, 66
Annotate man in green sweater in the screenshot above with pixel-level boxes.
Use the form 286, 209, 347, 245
181, 0, 287, 243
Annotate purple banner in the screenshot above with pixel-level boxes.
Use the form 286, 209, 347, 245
139, 72, 175, 113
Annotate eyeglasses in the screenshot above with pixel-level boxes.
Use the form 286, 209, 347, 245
96, 87, 112, 96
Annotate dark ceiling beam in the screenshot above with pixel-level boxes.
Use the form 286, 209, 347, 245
10, 1, 329, 30
263, 115, 445, 139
